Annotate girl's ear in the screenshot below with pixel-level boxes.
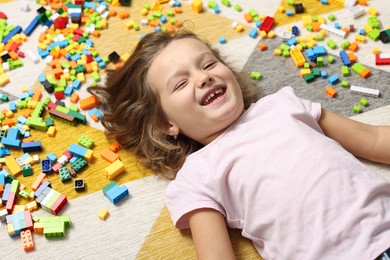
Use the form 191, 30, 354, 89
165, 122, 179, 137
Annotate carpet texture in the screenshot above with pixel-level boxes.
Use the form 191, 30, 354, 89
0, 0, 390, 259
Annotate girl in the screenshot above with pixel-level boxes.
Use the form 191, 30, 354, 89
90, 30, 390, 259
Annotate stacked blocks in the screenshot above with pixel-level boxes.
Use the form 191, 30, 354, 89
5, 210, 34, 237
34, 181, 68, 215
103, 181, 129, 205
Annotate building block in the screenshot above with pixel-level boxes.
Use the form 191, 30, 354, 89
74, 179, 85, 192
5, 156, 22, 176
325, 86, 337, 97
350, 85, 379, 97
100, 148, 119, 163
21, 229, 35, 251
103, 181, 129, 205
98, 208, 109, 220
105, 160, 125, 180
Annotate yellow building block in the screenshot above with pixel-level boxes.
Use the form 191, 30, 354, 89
191, 0, 203, 13
47, 126, 57, 137
372, 47, 380, 54
267, 31, 276, 38
300, 68, 311, 77
98, 208, 109, 220
5, 156, 22, 176
105, 160, 125, 180
355, 34, 365, 43
26, 201, 38, 211
0, 73, 10, 87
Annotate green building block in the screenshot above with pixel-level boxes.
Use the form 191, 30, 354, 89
341, 80, 349, 88
316, 57, 324, 67
21, 164, 33, 177
303, 73, 315, 83
353, 105, 361, 113
368, 29, 380, 41
360, 98, 368, 107
234, 4, 242, 11
327, 55, 335, 64
326, 39, 337, 49
250, 71, 261, 80
59, 167, 71, 183
341, 66, 350, 76
312, 67, 320, 77
222, 0, 231, 7
328, 14, 336, 21
78, 135, 94, 148
70, 157, 88, 173
340, 41, 350, 50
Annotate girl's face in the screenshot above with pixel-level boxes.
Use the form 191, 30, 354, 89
147, 38, 244, 145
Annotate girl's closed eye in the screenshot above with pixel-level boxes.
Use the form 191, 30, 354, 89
174, 80, 188, 91
204, 61, 217, 70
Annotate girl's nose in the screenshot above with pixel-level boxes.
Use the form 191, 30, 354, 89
200, 76, 213, 88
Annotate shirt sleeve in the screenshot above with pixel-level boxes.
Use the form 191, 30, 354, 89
165, 167, 226, 229
280, 86, 322, 121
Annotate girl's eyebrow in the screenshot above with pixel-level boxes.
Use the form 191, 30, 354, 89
166, 52, 213, 89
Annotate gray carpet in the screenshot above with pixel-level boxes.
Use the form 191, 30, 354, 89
244, 36, 390, 117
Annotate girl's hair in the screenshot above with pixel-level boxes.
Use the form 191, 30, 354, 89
89, 30, 260, 179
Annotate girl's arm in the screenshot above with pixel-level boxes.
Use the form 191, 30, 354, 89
188, 208, 236, 260
319, 109, 390, 164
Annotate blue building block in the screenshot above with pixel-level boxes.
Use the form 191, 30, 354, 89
286, 10, 294, 16
2, 26, 22, 44
249, 28, 258, 38
34, 180, 51, 198
9, 102, 17, 112
340, 50, 351, 66
328, 74, 340, 85
46, 153, 57, 163
41, 159, 52, 174
0, 173, 5, 185
320, 70, 328, 78
21, 141, 42, 152
287, 37, 298, 46
292, 25, 299, 36
1, 128, 21, 148
0, 147, 10, 157
2, 183, 11, 205
218, 36, 227, 44
313, 46, 326, 56
68, 143, 88, 158
24, 16, 39, 36
103, 182, 129, 205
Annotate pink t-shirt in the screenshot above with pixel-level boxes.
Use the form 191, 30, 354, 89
165, 87, 390, 259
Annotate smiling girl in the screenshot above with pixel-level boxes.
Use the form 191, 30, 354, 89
90, 30, 390, 260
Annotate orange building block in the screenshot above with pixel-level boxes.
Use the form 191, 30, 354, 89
244, 13, 253, 23
109, 140, 121, 152
70, 93, 79, 103
325, 86, 337, 97
100, 148, 119, 163
31, 173, 47, 191
21, 230, 35, 252
258, 43, 267, 51
79, 95, 99, 110
360, 68, 371, 78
